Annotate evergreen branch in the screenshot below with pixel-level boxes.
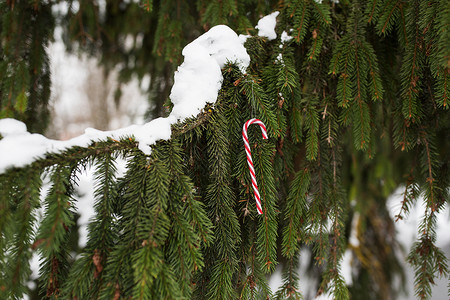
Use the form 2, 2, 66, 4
240, 76, 279, 137
311, 0, 331, 26
151, 263, 183, 299
361, 40, 384, 101
420, 131, 435, 200
376, 0, 402, 36
289, 94, 303, 143
352, 98, 371, 151
239, 243, 259, 299
140, 0, 153, 12
398, 4, 409, 46
275, 54, 299, 96
329, 148, 343, 269
65, 153, 120, 298
331, 273, 350, 300
120, 155, 152, 246
436, 0, 450, 69
98, 246, 130, 299
176, 170, 214, 246
401, 1, 424, 121
204, 111, 239, 299
354, 44, 367, 149
435, 67, 449, 109
393, 109, 416, 151
307, 27, 324, 61
306, 149, 327, 265
201, 0, 238, 26
282, 168, 310, 258
1, 3, 449, 299
367, 0, 379, 24
304, 101, 319, 160
408, 216, 449, 299
0, 174, 14, 291
169, 207, 205, 290
2, 110, 212, 177
405, 128, 449, 299
336, 42, 355, 108
381, 1, 398, 34
275, 256, 303, 299
37, 166, 74, 253
36, 166, 75, 298
244, 268, 272, 299
286, 0, 310, 44
255, 141, 278, 274
4, 138, 138, 175
329, 50, 342, 76
205, 112, 239, 253
60, 254, 95, 300
395, 169, 419, 221
5, 169, 41, 298
207, 260, 237, 300
239, 243, 272, 299
131, 151, 179, 298
132, 243, 164, 299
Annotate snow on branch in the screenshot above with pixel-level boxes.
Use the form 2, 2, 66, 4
0, 25, 250, 173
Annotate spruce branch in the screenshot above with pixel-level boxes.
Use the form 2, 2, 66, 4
285, 0, 310, 44
204, 110, 240, 299
3, 169, 41, 298
254, 141, 278, 274
282, 168, 310, 258
400, 0, 425, 121
274, 255, 303, 299
36, 166, 75, 298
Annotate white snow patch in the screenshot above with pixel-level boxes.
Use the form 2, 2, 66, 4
170, 25, 249, 119
268, 264, 283, 293
279, 31, 293, 49
341, 249, 354, 286
314, 0, 339, 3
239, 34, 251, 44
280, 31, 293, 44
349, 212, 360, 247
75, 169, 96, 248
0, 118, 27, 136
276, 53, 284, 65
0, 25, 249, 173
256, 11, 279, 40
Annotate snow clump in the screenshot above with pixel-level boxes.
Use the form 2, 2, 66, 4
170, 25, 249, 119
255, 11, 279, 40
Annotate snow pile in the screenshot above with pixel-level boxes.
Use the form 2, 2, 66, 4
0, 25, 249, 173
170, 25, 250, 119
256, 11, 279, 40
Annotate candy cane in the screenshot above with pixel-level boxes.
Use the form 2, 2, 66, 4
242, 118, 268, 215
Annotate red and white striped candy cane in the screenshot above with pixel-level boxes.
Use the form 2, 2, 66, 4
242, 118, 268, 215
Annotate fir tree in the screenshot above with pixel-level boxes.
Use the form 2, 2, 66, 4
1, 1, 449, 299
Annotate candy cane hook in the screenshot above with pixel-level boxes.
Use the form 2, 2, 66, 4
242, 118, 268, 215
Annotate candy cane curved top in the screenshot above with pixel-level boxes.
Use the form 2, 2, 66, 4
242, 118, 268, 215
